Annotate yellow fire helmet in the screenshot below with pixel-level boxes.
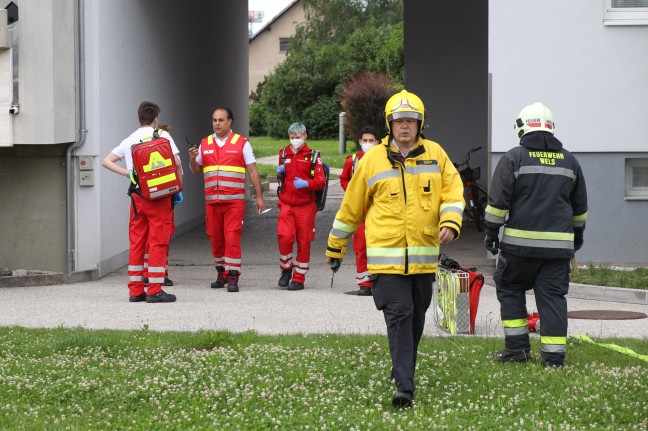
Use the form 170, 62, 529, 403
385, 90, 425, 134
514, 102, 555, 138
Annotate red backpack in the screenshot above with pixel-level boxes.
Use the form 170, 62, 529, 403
130, 129, 182, 200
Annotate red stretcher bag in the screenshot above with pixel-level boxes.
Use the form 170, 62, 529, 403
130, 129, 182, 200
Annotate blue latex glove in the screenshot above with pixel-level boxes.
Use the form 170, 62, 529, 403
277, 165, 285, 175
173, 191, 184, 205
294, 177, 308, 189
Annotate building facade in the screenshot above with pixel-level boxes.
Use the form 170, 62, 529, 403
248, 0, 304, 96
0, 1, 645, 280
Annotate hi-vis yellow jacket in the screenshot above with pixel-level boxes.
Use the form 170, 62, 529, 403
326, 138, 464, 274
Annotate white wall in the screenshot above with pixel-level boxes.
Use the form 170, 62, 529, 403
77, 0, 249, 274
490, 0, 648, 153
8, 0, 76, 145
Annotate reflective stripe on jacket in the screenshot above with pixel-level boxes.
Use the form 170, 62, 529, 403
327, 138, 464, 275
200, 133, 247, 203
485, 132, 588, 259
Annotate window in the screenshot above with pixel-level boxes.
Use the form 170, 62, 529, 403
604, 0, 648, 25
279, 38, 290, 53
625, 158, 648, 199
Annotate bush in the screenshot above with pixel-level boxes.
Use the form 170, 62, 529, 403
339, 73, 399, 144
302, 95, 342, 139
249, 103, 267, 136
250, 0, 404, 140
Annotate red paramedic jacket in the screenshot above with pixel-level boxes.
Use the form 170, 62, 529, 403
277, 144, 326, 207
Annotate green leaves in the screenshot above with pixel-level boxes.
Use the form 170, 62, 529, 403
250, 0, 404, 139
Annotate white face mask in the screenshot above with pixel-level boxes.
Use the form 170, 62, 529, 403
361, 143, 375, 153
290, 138, 305, 148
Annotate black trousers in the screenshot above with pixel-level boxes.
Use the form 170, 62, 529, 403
494, 252, 570, 354
372, 273, 434, 394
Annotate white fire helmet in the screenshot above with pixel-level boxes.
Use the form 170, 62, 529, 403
514, 102, 555, 138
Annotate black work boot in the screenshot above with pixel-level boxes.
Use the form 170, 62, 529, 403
493, 348, 532, 362
392, 391, 413, 409
278, 269, 292, 287
145, 290, 177, 303
129, 293, 146, 303
287, 281, 304, 291
541, 352, 565, 368
357, 285, 372, 296
211, 267, 226, 289
164, 277, 174, 286
226, 270, 240, 292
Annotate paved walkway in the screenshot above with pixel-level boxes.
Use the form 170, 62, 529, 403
1, 183, 646, 339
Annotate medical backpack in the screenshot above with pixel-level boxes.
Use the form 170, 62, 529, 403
129, 129, 182, 200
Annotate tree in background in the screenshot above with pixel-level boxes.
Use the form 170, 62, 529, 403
250, 0, 403, 139
339, 73, 400, 146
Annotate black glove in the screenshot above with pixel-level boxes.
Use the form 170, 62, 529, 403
484, 232, 500, 255
330, 258, 341, 273
574, 231, 584, 251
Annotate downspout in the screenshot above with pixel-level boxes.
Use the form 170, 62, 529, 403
65, 0, 86, 274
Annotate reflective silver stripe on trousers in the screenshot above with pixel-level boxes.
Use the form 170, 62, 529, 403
128, 265, 144, 271
148, 277, 165, 284
129, 276, 143, 282
502, 235, 574, 250
573, 220, 586, 227
148, 266, 166, 272
542, 344, 566, 353
504, 327, 529, 336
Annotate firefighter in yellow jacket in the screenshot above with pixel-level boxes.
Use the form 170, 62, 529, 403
326, 90, 465, 409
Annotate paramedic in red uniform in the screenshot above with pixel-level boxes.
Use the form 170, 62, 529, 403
339, 125, 380, 296
276, 123, 326, 291
102, 101, 182, 303
188, 107, 266, 292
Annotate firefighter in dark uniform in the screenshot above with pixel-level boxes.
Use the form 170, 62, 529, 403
484, 102, 588, 368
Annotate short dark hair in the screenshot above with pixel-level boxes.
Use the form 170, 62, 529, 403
138, 101, 160, 126
214, 106, 234, 122
359, 125, 379, 140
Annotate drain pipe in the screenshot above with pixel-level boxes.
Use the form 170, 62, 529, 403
65, 0, 87, 274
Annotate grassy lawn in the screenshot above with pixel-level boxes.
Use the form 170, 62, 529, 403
1, 327, 646, 430
251, 136, 357, 169
571, 266, 648, 290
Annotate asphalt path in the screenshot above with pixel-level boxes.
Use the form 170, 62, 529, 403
1, 179, 646, 340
